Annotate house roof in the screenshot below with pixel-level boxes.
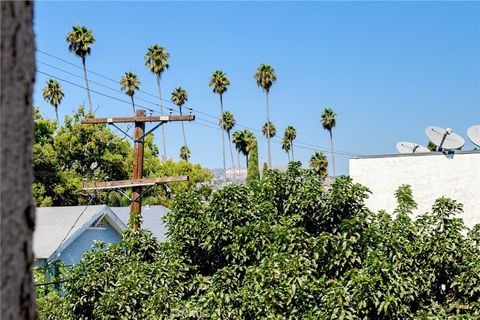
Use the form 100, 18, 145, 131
111, 205, 169, 242
34, 205, 127, 260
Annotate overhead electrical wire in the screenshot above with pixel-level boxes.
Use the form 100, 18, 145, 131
36, 50, 360, 156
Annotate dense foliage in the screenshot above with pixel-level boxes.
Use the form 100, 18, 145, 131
33, 107, 213, 207
37, 163, 480, 319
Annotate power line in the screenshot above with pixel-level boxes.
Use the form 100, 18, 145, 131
36, 52, 360, 156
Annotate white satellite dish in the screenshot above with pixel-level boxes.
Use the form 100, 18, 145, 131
396, 141, 430, 154
467, 125, 480, 147
425, 126, 465, 151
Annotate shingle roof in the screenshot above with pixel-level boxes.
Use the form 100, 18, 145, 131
33, 205, 125, 259
111, 206, 169, 242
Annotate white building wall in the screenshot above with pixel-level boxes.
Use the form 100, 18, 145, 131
349, 151, 480, 228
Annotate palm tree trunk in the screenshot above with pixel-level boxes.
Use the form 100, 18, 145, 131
179, 107, 187, 147
130, 95, 136, 115
81, 56, 93, 114
266, 91, 272, 168
291, 141, 295, 161
220, 95, 226, 184
156, 75, 167, 161
237, 151, 241, 176
228, 133, 236, 181
55, 107, 59, 123
330, 130, 336, 177
287, 151, 290, 163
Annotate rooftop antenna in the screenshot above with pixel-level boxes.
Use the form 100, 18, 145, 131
425, 126, 465, 151
396, 141, 430, 154
467, 125, 480, 147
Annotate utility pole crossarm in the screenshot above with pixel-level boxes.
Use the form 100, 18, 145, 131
82, 176, 189, 190
81, 115, 195, 124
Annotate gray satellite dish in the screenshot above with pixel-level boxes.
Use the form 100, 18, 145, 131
467, 125, 480, 147
396, 141, 430, 154
425, 126, 465, 151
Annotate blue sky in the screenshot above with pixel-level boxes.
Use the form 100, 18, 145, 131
33, 1, 480, 175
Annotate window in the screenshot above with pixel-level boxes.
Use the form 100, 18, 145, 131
90, 216, 108, 228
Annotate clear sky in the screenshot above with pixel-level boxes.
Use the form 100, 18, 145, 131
33, 1, 480, 175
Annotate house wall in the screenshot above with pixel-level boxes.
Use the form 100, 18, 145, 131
57, 224, 121, 265
349, 151, 480, 228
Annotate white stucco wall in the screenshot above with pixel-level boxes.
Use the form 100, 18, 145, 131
349, 151, 480, 228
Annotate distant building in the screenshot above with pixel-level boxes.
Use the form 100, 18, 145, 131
111, 205, 169, 242
33, 205, 127, 266
349, 150, 480, 227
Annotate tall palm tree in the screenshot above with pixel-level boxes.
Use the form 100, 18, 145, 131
254, 63, 276, 168
120, 72, 140, 115
171, 87, 188, 147
309, 151, 329, 180
282, 136, 291, 162
66, 25, 95, 113
209, 70, 230, 181
232, 130, 244, 173
145, 44, 170, 161
285, 126, 297, 161
41, 79, 64, 122
321, 107, 337, 177
221, 111, 236, 178
179, 145, 190, 162
262, 121, 276, 140
232, 129, 255, 168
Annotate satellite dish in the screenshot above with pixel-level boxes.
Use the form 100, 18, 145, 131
467, 125, 480, 147
396, 141, 430, 154
425, 126, 465, 151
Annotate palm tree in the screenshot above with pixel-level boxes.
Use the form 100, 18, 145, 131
262, 121, 276, 140
120, 72, 140, 115
285, 126, 297, 161
309, 151, 329, 180
321, 107, 337, 177
41, 79, 64, 122
66, 25, 95, 113
171, 87, 188, 147
232, 129, 255, 168
232, 130, 244, 173
221, 111, 236, 178
145, 44, 170, 161
179, 145, 190, 162
282, 136, 291, 162
254, 63, 276, 168
209, 70, 230, 181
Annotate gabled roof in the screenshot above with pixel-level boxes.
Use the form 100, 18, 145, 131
111, 205, 169, 242
34, 205, 127, 260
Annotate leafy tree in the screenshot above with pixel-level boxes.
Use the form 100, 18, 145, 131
37, 165, 480, 319
179, 145, 190, 162
321, 107, 337, 176
285, 125, 297, 161
246, 137, 259, 185
221, 111, 236, 180
171, 87, 188, 148
254, 63, 277, 168
427, 140, 437, 152
145, 44, 170, 160
66, 25, 95, 113
210, 70, 230, 181
42, 79, 64, 122
309, 150, 328, 180
120, 71, 140, 115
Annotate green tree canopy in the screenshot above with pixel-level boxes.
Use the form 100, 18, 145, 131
38, 164, 480, 319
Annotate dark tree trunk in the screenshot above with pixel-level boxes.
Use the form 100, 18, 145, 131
1, 1, 36, 319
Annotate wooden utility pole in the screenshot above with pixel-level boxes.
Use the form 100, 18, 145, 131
82, 109, 194, 230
